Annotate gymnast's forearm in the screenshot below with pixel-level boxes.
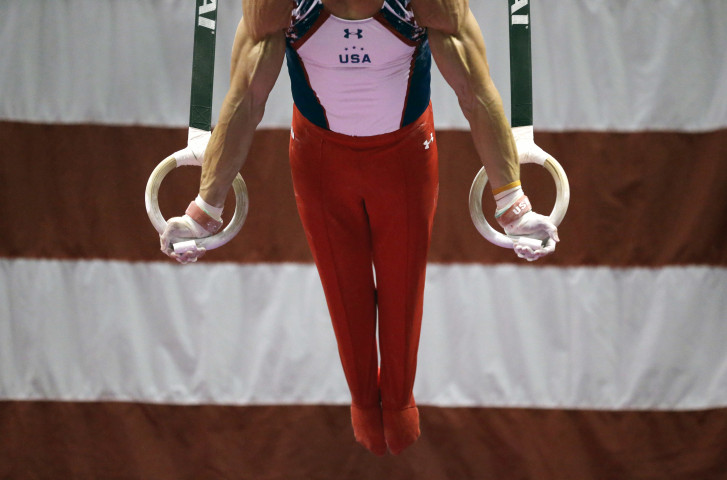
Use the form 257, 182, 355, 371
461, 76, 520, 190
199, 21, 286, 207
428, 11, 519, 191
198, 95, 264, 208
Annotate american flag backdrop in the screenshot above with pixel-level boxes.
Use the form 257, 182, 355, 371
1, 1, 727, 478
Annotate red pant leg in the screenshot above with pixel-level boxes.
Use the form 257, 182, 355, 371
361, 107, 439, 412
289, 108, 380, 410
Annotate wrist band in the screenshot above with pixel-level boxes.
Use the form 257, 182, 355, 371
492, 180, 521, 196
495, 195, 532, 226
195, 194, 223, 220
186, 201, 223, 234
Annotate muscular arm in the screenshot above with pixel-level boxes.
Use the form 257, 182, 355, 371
199, 1, 292, 207
417, 3, 519, 190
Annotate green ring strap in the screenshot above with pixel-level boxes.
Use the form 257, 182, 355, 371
190, 0, 218, 131
508, 0, 533, 128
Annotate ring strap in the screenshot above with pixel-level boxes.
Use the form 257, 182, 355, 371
509, 0, 532, 128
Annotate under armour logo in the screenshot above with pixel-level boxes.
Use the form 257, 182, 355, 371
423, 133, 434, 150
344, 28, 363, 39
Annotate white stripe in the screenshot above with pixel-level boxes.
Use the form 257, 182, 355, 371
2, 259, 726, 409
1, 1, 725, 131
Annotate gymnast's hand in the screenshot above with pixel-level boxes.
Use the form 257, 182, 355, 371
493, 184, 559, 262
499, 206, 559, 262
160, 196, 223, 264
160, 216, 209, 264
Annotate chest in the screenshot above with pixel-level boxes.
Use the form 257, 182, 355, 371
296, 15, 415, 69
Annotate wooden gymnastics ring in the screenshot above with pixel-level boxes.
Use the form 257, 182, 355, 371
144, 154, 248, 252
468, 154, 570, 249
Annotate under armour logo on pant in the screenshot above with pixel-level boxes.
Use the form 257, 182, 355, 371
423, 133, 434, 150
344, 28, 363, 39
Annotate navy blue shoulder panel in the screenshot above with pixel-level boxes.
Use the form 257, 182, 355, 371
380, 0, 426, 43
287, 0, 324, 42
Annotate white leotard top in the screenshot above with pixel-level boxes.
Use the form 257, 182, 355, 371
286, 0, 431, 136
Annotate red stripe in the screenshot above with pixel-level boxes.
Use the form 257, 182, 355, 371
2, 121, 726, 266
2, 401, 726, 479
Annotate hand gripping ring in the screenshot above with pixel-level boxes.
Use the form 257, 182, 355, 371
468, 155, 570, 249
145, 155, 249, 251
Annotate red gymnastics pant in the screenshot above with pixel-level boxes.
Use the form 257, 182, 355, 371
289, 104, 438, 452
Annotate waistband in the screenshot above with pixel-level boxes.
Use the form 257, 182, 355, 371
292, 103, 433, 149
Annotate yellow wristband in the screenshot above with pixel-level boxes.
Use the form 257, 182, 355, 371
492, 180, 521, 196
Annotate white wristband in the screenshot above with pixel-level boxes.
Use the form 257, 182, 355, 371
495, 185, 524, 213
195, 194, 223, 221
